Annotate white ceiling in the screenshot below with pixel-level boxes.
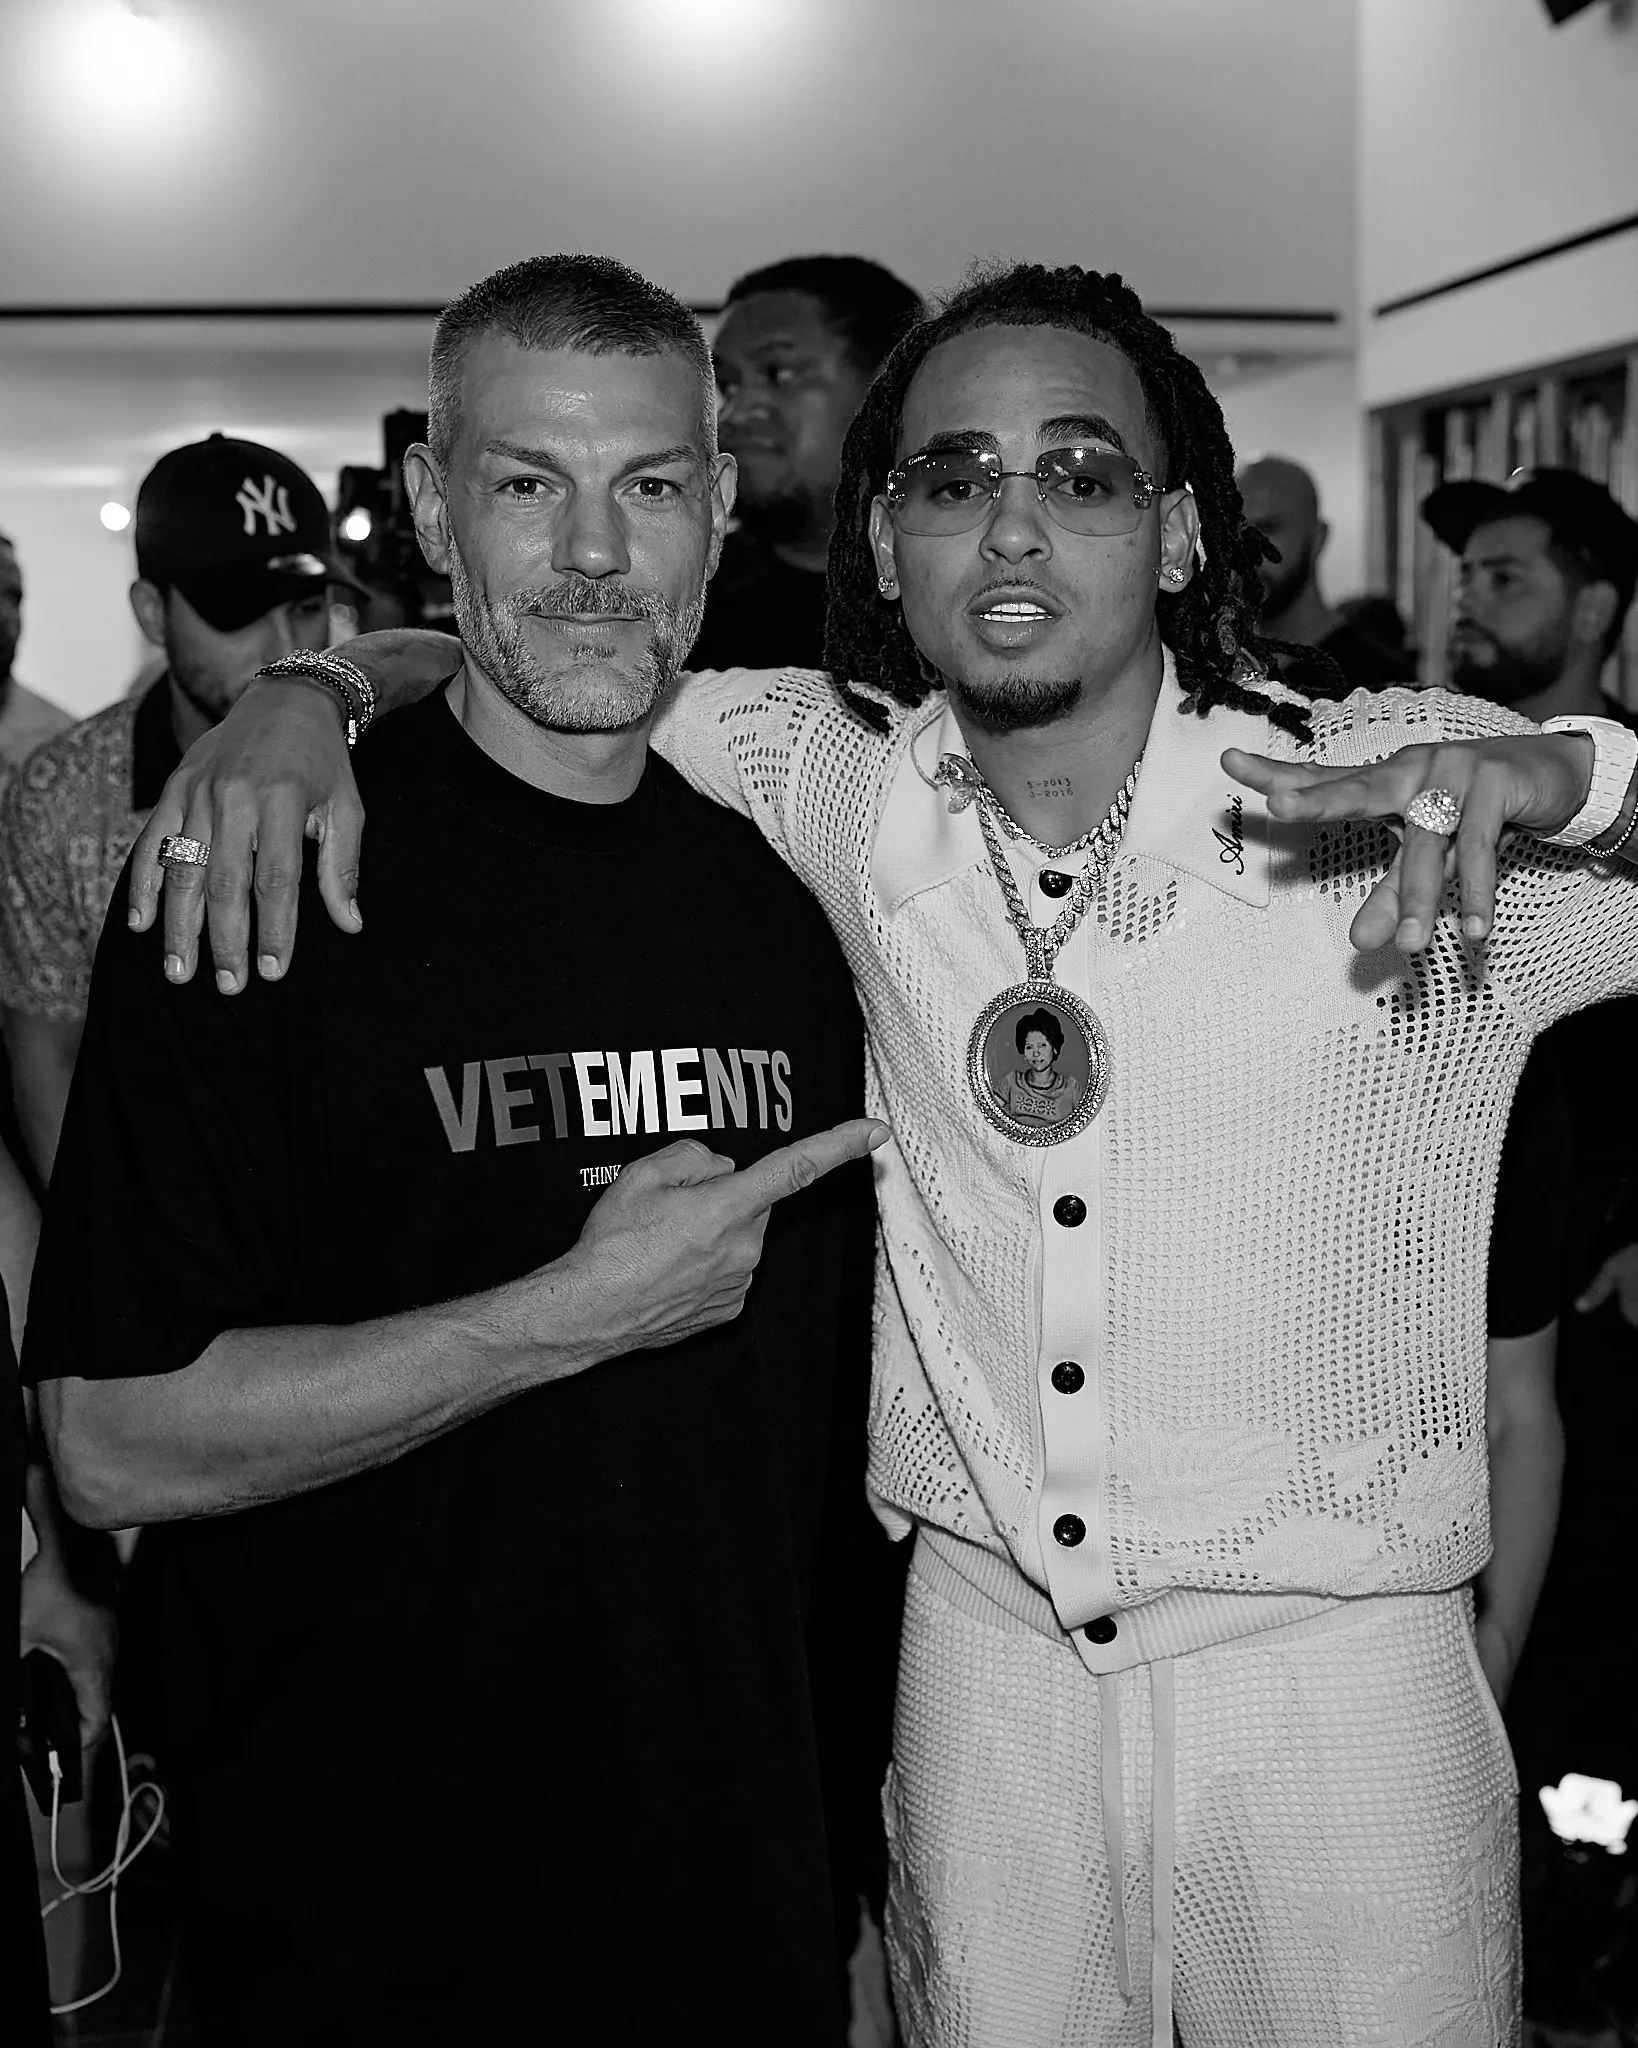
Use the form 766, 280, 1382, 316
0, 0, 1359, 715
2, 0, 1358, 318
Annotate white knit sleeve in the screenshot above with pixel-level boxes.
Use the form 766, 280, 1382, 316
1317, 686, 1638, 1030
651, 664, 843, 860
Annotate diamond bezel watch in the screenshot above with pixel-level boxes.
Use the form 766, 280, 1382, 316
1537, 714, 1638, 847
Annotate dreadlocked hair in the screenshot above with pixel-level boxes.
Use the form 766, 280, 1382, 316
824, 261, 1335, 745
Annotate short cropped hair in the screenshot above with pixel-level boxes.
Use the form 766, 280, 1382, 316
724, 255, 922, 375
428, 254, 717, 465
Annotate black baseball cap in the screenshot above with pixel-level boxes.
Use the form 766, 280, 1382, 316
1421, 467, 1638, 621
134, 433, 364, 632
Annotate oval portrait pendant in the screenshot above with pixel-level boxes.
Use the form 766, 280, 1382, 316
968, 980, 1110, 1146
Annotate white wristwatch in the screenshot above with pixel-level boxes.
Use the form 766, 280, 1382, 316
1537, 714, 1638, 847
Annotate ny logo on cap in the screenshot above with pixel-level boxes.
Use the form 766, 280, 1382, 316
236, 473, 296, 539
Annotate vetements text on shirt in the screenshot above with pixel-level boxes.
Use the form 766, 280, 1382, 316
423, 1046, 795, 1153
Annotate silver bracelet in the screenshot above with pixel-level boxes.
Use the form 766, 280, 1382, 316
255, 650, 376, 749
1591, 782, 1638, 861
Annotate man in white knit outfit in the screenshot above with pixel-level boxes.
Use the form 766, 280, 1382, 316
124, 266, 1638, 2047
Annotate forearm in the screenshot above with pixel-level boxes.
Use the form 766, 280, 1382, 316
335, 629, 462, 717
1480, 1377, 1564, 1671
44, 1249, 616, 1528
23, 1441, 78, 1572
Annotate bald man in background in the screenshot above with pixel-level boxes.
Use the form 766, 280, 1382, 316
0, 537, 72, 773
1237, 454, 1415, 692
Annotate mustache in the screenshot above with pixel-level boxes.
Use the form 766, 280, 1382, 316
509, 579, 673, 622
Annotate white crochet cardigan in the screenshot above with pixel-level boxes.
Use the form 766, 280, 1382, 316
655, 654, 1638, 1670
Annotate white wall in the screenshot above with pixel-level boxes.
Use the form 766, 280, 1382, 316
0, 317, 436, 716
1219, 355, 1367, 600
0, 489, 148, 718
1359, 0, 1638, 406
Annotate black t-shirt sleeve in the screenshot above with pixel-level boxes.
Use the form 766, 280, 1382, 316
1488, 1041, 1571, 1340
22, 865, 296, 1387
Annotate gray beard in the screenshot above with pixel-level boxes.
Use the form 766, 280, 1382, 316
448, 551, 705, 732
950, 671, 1084, 735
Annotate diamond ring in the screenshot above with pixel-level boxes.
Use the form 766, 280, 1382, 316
1404, 788, 1463, 837
157, 834, 211, 870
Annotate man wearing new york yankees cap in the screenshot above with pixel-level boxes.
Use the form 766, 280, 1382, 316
0, 434, 357, 1183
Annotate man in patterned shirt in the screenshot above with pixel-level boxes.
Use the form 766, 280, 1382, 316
0, 436, 354, 1180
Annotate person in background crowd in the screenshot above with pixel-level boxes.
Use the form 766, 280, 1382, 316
0, 435, 352, 1183
0, 535, 73, 774
27, 256, 883, 2048
1424, 464, 1638, 2036
1238, 453, 1416, 691
1336, 591, 1416, 677
130, 260, 1638, 2046
695, 255, 923, 1993
692, 254, 921, 672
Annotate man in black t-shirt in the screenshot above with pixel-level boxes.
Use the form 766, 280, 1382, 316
1237, 454, 1417, 692
25, 256, 884, 2047
692, 255, 920, 673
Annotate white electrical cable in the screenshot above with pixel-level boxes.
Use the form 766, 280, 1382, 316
38, 1711, 167, 2017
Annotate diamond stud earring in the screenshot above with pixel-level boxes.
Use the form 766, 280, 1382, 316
878, 577, 897, 597
1164, 565, 1186, 585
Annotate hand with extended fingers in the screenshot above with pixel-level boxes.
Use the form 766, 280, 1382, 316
1222, 729, 1615, 954
128, 629, 455, 992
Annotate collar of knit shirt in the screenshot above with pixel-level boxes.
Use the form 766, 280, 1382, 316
870, 647, 1304, 920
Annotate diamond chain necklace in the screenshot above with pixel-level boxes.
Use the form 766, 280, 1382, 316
962, 757, 1142, 981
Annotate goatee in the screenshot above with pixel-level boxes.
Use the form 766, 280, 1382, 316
950, 672, 1084, 735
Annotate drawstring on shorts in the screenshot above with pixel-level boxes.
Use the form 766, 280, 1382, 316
1097, 1660, 1177, 2048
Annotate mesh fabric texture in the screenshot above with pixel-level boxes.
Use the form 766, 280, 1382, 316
656, 666, 1638, 1614
886, 1562, 1519, 2047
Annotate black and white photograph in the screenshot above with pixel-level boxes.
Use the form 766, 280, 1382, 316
5, 3, 1638, 2045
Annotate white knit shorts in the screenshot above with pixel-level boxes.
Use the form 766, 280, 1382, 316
883, 1561, 1520, 2048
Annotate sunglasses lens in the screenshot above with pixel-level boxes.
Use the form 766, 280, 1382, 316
888, 447, 1154, 536
892, 451, 999, 534
1038, 450, 1148, 534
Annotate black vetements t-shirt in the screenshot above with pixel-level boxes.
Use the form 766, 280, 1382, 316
25, 690, 868, 2046
689, 528, 829, 673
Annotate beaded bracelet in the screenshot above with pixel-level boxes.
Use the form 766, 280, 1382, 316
255, 650, 376, 748
1591, 782, 1638, 861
